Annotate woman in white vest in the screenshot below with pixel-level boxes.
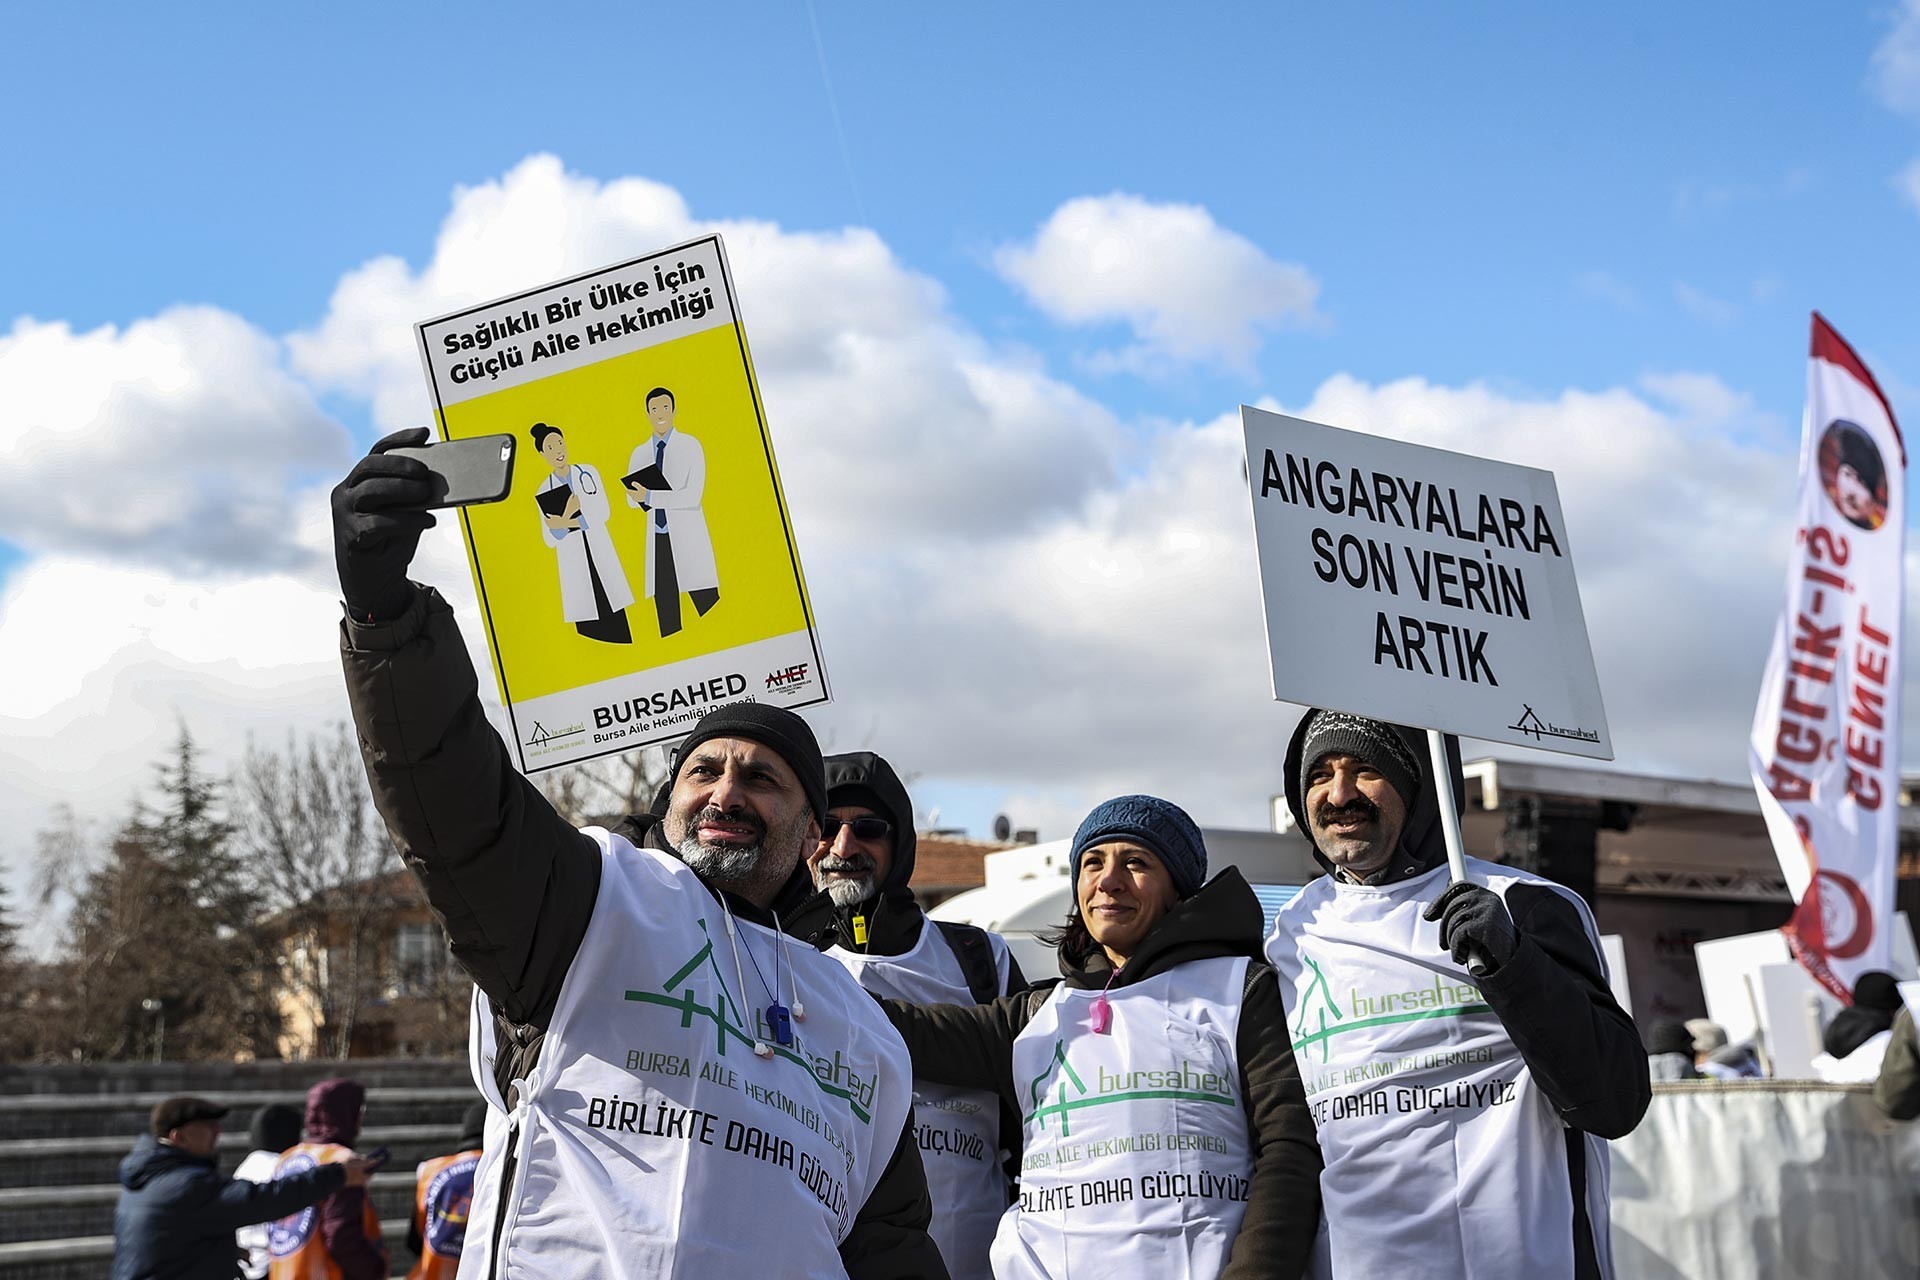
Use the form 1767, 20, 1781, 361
885, 795, 1322, 1280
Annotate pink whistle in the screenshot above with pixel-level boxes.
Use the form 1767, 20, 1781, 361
1089, 995, 1112, 1034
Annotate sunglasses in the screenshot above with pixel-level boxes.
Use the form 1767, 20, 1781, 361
821, 816, 892, 842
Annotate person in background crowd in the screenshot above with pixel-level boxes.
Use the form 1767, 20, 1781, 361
810, 751, 1028, 1280
327, 429, 946, 1278
268, 1078, 387, 1279
1872, 1005, 1920, 1120
1684, 1018, 1726, 1070
112, 1096, 372, 1280
1645, 1019, 1700, 1082
233, 1103, 303, 1279
883, 795, 1323, 1280
406, 1101, 486, 1279
1685, 1020, 1764, 1080
1812, 970, 1904, 1082
1265, 709, 1650, 1280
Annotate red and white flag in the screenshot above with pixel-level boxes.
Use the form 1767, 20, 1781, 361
1750, 313, 1905, 1002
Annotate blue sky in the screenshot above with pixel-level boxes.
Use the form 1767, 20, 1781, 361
4, 2, 1920, 907
8, 3, 1914, 421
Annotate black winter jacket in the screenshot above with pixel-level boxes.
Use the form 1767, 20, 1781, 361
112, 1135, 344, 1280
1281, 709, 1651, 1141
882, 868, 1323, 1280
338, 585, 947, 1280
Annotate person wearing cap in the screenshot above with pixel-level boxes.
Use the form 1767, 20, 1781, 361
1685, 1018, 1763, 1080
328, 431, 945, 1278
267, 1078, 387, 1278
809, 751, 1029, 1279
880, 794, 1323, 1279
232, 1102, 303, 1279
404, 1101, 487, 1279
1265, 709, 1648, 1280
112, 1097, 374, 1280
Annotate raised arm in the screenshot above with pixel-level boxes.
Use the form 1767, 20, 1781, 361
333, 428, 602, 1029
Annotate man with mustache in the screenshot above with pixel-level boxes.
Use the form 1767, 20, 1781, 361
808, 752, 1027, 1280
329, 430, 947, 1278
1263, 709, 1648, 1280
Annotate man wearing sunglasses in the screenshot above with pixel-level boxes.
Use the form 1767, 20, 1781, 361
809, 752, 1028, 1280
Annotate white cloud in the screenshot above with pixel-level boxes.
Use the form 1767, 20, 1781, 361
0, 158, 1852, 929
994, 194, 1322, 373
0, 308, 348, 571
1674, 282, 1739, 326
1872, 0, 1920, 119
291, 154, 1121, 542
1575, 271, 1641, 312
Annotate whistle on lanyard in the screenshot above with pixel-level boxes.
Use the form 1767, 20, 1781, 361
852, 914, 869, 946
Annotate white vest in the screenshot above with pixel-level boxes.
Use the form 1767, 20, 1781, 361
829, 925, 1014, 1280
458, 831, 914, 1278
996, 956, 1254, 1280
1265, 857, 1615, 1280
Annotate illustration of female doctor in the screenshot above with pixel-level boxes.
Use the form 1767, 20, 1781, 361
531, 422, 635, 645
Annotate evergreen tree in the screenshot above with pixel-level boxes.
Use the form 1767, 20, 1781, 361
59, 724, 282, 1060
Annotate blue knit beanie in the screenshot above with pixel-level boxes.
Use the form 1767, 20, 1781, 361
1069, 795, 1207, 898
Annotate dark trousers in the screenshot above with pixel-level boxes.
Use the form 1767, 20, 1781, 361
653, 528, 719, 637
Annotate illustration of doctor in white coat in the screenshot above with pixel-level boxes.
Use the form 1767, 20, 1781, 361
531, 422, 635, 645
624, 386, 720, 638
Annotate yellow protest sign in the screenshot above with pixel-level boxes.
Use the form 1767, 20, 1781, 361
416, 235, 827, 772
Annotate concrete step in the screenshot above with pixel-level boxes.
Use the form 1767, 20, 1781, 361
0, 1087, 475, 1141
0, 1218, 413, 1279
0, 1172, 417, 1245
0, 1123, 467, 1189
0, 1060, 467, 1097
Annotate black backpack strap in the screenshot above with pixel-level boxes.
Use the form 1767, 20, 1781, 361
934, 919, 1004, 1004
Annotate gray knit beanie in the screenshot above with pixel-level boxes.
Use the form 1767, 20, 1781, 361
1298, 710, 1422, 810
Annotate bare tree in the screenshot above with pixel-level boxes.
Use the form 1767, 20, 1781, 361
536, 745, 674, 827
230, 724, 396, 1059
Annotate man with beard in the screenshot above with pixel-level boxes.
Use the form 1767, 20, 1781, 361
1264, 709, 1648, 1280
329, 429, 946, 1279
809, 751, 1027, 1280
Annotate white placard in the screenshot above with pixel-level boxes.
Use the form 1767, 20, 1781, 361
1242, 406, 1612, 758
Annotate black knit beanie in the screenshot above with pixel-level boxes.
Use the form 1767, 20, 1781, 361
671, 703, 828, 822
1298, 710, 1422, 810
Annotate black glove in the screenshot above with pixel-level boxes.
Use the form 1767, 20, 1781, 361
331, 427, 438, 623
1422, 882, 1519, 973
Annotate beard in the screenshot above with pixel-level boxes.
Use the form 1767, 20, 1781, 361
673, 804, 811, 898
813, 855, 879, 909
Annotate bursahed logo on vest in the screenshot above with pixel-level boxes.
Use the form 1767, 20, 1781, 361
1023, 1040, 1237, 1138
1290, 955, 1492, 1064
267, 1153, 321, 1257
623, 919, 880, 1121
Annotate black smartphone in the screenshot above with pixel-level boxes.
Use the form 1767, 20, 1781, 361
387, 434, 516, 508
362, 1146, 392, 1170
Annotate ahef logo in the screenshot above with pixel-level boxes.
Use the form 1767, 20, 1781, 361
267, 1153, 321, 1256
424, 1153, 481, 1256
765, 663, 810, 690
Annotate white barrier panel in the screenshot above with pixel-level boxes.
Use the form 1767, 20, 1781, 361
1610, 1082, 1920, 1278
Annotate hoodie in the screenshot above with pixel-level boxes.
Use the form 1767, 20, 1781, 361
1269, 708, 1649, 1280
819, 751, 925, 954
298, 1078, 385, 1279
112, 1134, 344, 1280
883, 868, 1322, 1280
